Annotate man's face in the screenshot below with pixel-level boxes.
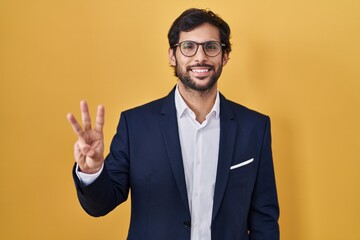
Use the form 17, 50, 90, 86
169, 23, 229, 92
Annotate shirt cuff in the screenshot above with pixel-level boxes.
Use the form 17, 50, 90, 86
76, 163, 104, 186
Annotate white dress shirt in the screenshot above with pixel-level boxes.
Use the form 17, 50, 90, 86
77, 86, 221, 239
175, 86, 220, 240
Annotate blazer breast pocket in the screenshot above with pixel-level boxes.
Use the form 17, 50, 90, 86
229, 158, 254, 175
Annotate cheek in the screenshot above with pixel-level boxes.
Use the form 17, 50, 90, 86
175, 58, 189, 69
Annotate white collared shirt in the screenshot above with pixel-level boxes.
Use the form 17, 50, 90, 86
175, 85, 220, 240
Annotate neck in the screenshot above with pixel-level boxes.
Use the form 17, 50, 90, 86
178, 82, 218, 124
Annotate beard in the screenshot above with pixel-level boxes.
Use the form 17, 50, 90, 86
175, 63, 223, 92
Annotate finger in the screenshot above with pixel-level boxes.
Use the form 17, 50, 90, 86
76, 140, 96, 159
76, 139, 94, 156
80, 100, 92, 131
74, 141, 85, 164
67, 113, 86, 139
95, 105, 105, 132
80, 144, 95, 157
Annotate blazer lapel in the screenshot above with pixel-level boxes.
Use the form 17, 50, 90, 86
159, 89, 190, 215
212, 94, 237, 222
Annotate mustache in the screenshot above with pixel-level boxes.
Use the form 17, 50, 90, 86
186, 64, 214, 71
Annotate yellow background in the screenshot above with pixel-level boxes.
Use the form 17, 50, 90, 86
1, 0, 359, 239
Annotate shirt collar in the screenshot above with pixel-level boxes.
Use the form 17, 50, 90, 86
175, 84, 220, 119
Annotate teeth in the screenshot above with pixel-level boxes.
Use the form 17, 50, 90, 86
192, 69, 209, 73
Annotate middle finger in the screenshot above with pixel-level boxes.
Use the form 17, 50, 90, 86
80, 100, 92, 131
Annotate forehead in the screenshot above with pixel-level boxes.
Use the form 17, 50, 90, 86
178, 23, 220, 42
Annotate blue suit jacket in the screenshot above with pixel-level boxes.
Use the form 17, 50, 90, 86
73, 88, 279, 239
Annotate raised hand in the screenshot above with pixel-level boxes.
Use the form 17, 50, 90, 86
67, 100, 105, 174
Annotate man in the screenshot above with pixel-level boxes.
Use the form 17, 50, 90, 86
67, 8, 279, 240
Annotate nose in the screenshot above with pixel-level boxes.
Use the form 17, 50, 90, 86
194, 45, 208, 63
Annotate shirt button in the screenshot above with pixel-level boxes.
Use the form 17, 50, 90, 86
183, 221, 191, 228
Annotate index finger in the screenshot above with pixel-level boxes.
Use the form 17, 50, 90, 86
66, 113, 86, 140
94, 105, 105, 132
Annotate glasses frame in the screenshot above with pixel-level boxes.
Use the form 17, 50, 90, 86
173, 40, 226, 57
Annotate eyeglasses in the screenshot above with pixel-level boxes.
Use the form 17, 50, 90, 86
173, 41, 226, 57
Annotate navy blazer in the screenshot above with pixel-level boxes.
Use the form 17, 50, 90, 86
73, 88, 279, 239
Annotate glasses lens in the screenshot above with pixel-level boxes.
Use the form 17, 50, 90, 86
180, 41, 197, 56
178, 41, 223, 57
204, 41, 221, 56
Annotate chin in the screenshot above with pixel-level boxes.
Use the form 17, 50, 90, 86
183, 78, 217, 92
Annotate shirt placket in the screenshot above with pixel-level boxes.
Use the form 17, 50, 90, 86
192, 124, 205, 240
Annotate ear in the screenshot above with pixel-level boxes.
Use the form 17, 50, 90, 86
168, 48, 176, 66
222, 52, 229, 66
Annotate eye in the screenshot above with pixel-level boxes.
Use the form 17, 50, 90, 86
182, 41, 196, 50
205, 42, 219, 50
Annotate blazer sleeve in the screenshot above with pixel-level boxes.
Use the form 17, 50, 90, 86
72, 112, 130, 217
248, 117, 280, 239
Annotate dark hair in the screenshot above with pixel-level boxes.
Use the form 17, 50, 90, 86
168, 8, 231, 54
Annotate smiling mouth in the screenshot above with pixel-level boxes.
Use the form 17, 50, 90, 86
187, 64, 214, 73
191, 68, 210, 73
